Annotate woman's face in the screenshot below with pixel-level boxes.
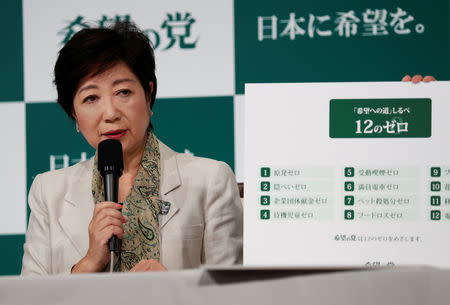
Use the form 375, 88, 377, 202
73, 62, 152, 158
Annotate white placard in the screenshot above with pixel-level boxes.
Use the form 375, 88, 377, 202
244, 81, 450, 268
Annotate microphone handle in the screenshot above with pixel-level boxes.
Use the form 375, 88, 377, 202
104, 172, 120, 252
104, 173, 119, 202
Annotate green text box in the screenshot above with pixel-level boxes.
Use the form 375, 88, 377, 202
330, 98, 431, 138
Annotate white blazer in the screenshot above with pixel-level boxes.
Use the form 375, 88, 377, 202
21, 142, 243, 275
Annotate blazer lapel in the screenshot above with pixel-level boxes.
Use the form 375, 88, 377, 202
58, 159, 95, 258
159, 141, 181, 229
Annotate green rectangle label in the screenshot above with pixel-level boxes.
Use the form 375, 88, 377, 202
329, 98, 431, 138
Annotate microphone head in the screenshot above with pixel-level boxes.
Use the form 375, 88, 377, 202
98, 139, 124, 177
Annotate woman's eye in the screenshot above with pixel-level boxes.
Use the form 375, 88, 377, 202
118, 89, 131, 96
83, 95, 97, 103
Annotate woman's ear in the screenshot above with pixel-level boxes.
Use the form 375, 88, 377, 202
148, 105, 153, 117
149, 81, 154, 95
72, 114, 80, 133
147, 82, 154, 116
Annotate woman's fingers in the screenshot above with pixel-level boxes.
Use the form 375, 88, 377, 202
90, 203, 126, 241
93, 202, 122, 216
94, 208, 126, 224
91, 202, 125, 225
130, 260, 146, 272
411, 74, 423, 83
103, 225, 124, 240
95, 216, 125, 233
423, 75, 436, 82
130, 259, 167, 272
91, 226, 124, 244
402, 74, 436, 83
402, 75, 412, 82
85, 201, 126, 269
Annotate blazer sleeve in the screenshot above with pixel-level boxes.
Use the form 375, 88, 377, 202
21, 174, 52, 275
202, 161, 243, 265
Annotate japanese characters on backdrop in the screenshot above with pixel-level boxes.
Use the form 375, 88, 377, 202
59, 13, 198, 50
258, 8, 424, 41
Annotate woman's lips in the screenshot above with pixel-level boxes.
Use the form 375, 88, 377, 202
103, 129, 127, 139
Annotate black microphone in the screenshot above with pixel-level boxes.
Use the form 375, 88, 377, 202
98, 139, 124, 253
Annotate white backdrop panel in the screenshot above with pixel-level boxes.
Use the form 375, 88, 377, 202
0, 103, 26, 234
23, 0, 234, 102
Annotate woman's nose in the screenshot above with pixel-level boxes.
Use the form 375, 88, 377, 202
102, 97, 120, 122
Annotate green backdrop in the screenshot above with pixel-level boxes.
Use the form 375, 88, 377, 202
0, 0, 448, 275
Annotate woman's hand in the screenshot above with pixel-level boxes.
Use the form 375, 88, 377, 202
72, 202, 126, 273
130, 259, 167, 272
402, 74, 436, 83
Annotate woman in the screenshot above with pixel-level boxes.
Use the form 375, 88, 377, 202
21, 22, 243, 275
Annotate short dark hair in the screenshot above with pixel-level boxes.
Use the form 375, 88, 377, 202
54, 21, 157, 127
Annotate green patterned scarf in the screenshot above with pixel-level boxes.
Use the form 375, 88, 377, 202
92, 131, 161, 271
